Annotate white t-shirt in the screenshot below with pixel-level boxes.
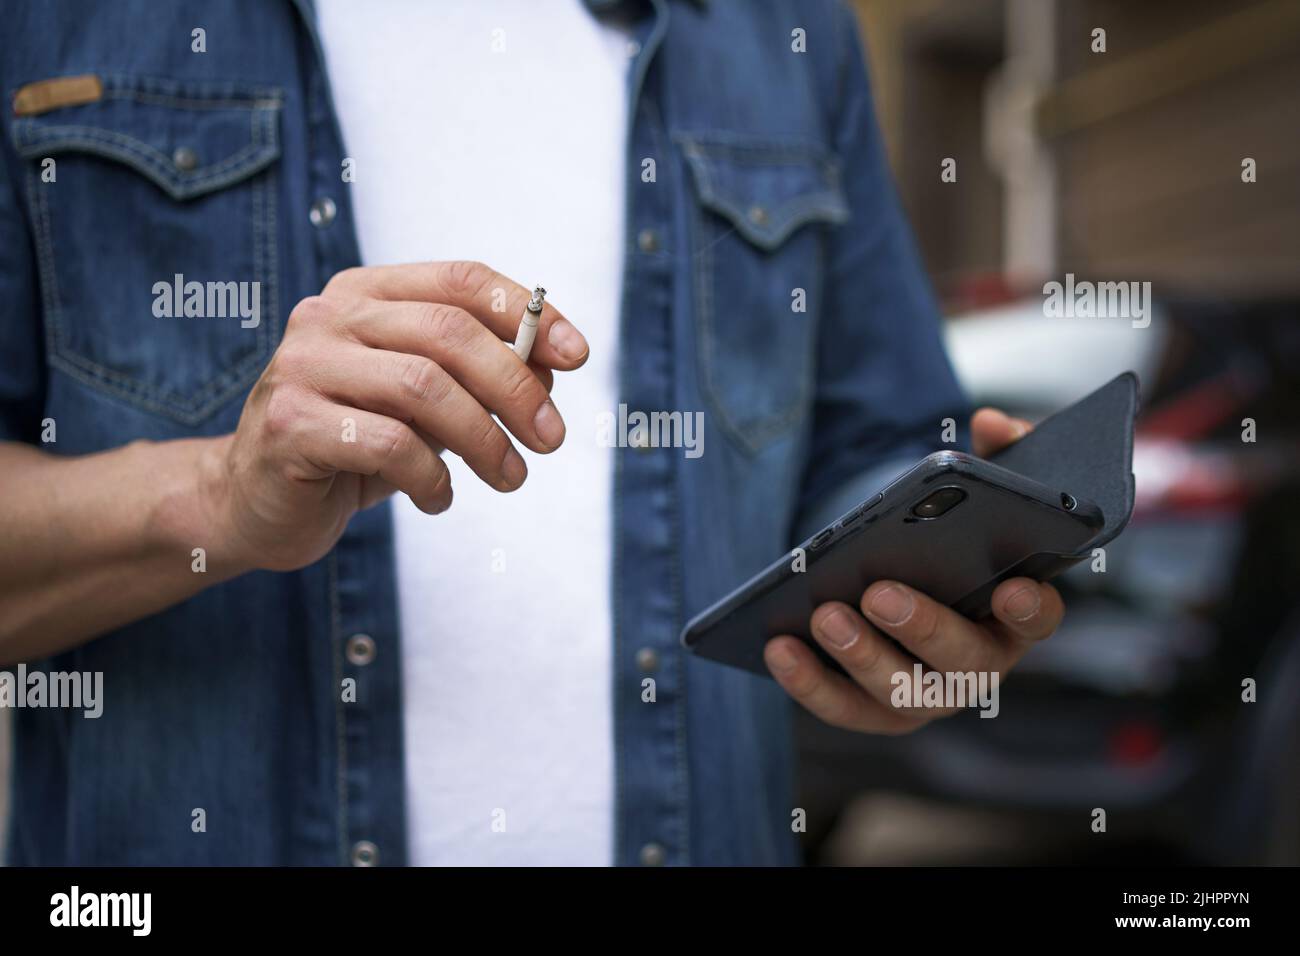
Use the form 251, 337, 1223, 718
316, 0, 629, 866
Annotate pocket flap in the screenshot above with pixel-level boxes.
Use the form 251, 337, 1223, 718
12, 74, 282, 201
676, 134, 850, 250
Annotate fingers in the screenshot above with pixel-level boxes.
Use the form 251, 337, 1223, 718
301, 343, 528, 492
803, 602, 941, 712
990, 578, 1064, 646
275, 396, 453, 515
764, 636, 926, 735
530, 361, 555, 395
860, 581, 1001, 675
971, 406, 1033, 458
327, 261, 589, 370
291, 296, 566, 458
350, 301, 566, 454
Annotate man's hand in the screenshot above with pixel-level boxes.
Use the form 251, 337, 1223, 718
0, 262, 590, 659
763, 408, 1064, 735
203, 261, 589, 572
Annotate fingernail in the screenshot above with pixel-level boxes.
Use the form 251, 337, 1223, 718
817, 608, 859, 649
767, 643, 800, 676
867, 585, 914, 625
1004, 586, 1041, 622
547, 319, 588, 362
500, 448, 527, 490
533, 400, 565, 450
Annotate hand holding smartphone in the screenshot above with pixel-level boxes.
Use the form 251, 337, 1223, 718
681, 373, 1138, 678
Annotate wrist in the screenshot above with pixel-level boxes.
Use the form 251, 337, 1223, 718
151, 434, 253, 580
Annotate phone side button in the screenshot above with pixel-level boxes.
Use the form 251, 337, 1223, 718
809, 529, 834, 551
842, 493, 884, 527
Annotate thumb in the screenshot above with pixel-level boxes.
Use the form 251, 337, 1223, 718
971, 407, 1031, 458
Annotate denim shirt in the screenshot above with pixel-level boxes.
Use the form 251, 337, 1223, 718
0, 0, 967, 865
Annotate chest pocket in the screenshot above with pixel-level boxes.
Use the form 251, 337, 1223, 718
678, 134, 849, 454
12, 75, 283, 426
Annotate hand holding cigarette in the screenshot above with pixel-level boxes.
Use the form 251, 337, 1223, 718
209, 261, 587, 572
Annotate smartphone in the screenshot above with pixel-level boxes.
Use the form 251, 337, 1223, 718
679, 450, 1105, 678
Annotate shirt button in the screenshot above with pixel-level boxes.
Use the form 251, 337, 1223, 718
639, 842, 667, 866
637, 228, 660, 253
345, 633, 376, 666
310, 196, 338, 228
635, 647, 659, 672
747, 204, 769, 226
171, 146, 199, 172
350, 840, 379, 867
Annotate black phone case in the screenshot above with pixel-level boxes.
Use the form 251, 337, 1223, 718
680, 372, 1140, 678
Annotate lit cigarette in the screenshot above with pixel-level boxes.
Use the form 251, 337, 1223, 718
512, 286, 546, 362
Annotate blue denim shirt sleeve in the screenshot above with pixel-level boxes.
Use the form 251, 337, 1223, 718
0, 125, 45, 445
794, 1, 971, 533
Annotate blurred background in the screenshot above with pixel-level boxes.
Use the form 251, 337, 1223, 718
800, 0, 1300, 865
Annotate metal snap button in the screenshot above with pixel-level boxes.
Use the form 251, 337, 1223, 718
346, 633, 376, 666
310, 196, 338, 228
747, 204, 769, 226
350, 840, 379, 867
637, 228, 660, 253
636, 647, 659, 672
172, 146, 199, 172
639, 842, 666, 866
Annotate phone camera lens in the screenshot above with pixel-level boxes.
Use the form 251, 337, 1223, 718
911, 486, 967, 519
1061, 493, 1077, 511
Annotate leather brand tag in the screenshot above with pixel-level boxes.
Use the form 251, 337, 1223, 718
13, 74, 104, 116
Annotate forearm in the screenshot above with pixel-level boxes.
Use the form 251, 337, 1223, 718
0, 436, 247, 663
0, 262, 586, 662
